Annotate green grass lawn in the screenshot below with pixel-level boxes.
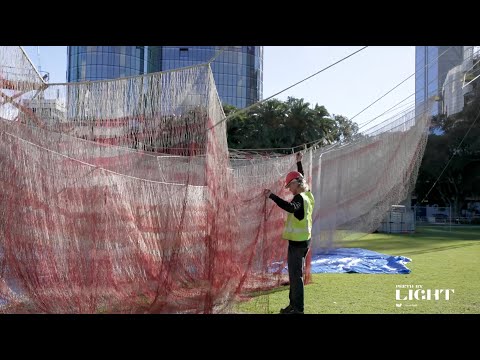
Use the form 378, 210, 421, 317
236, 226, 480, 314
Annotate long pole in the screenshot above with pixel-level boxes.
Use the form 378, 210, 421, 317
37, 46, 41, 73
449, 204, 452, 232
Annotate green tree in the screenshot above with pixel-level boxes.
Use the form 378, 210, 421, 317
225, 97, 358, 152
414, 89, 480, 216
331, 114, 359, 143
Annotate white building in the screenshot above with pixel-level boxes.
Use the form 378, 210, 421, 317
21, 97, 67, 126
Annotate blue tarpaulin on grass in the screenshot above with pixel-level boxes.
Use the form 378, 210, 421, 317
310, 248, 411, 274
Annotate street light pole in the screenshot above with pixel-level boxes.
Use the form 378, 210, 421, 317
37, 46, 41, 73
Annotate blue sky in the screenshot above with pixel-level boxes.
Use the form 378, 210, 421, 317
22, 46, 415, 131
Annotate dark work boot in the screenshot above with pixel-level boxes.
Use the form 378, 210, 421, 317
279, 304, 293, 314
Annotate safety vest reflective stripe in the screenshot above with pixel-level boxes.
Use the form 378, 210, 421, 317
283, 226, 311, 234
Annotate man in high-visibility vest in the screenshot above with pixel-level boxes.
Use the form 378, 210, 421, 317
263, 152, 315, 314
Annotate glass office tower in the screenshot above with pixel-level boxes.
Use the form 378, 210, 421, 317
160, 46, 263, 108
68, 46, 263, 109
415, 46, 464, 117
67, 46, 161, 81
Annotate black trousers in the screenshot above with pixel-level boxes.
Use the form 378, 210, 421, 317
287, 239, 310, 312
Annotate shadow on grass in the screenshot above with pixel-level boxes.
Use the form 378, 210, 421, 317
401, 242, 480, 255
339, 225, 480, 255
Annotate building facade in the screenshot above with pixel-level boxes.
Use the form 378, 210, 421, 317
67, 46, 161, 81
20, 97, 67, 126
424, 46, 480, 119
445, 46, 480, 116
67, 46, 263, 109
442, 64, 465, 117
415, 46, 464, 118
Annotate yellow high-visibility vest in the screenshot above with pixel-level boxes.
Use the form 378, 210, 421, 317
282, 191, 315, 241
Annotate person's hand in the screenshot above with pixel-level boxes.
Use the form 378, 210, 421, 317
296, 152, 303, 162
263, 189, 272, 198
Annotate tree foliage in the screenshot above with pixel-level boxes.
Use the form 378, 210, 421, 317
414, 89, 480, 216
225, 97, 358, 152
